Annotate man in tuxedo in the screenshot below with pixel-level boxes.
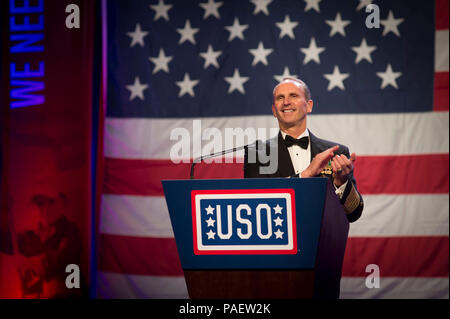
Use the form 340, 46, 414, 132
244, 77, 363, 222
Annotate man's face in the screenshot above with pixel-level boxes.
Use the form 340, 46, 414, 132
272, 81, 313, 130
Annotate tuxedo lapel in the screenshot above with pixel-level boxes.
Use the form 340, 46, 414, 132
309, 131, 325, 161
277, 132, 295, 177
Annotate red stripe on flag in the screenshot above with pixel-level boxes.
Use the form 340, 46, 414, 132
434, 72, 449, 111
354, 154, 449, 194
342, 236, 449, 277
436, 0, 449, 30
97, 234, 449, 277
103, 159, 243, 196
98, 234, 184, 276
103, 154, 449, 196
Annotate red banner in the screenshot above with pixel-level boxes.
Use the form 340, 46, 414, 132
1, 0, 95, 298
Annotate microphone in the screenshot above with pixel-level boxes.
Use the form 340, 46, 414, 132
190, 140, 261, 179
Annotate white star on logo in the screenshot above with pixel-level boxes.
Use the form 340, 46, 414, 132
200, 45, 222, 69
274, 67, 297, 82
205, 205, 215, 215
356, 0, 373, 11
177, 20, 200, 45
275, 15, 299, 39
224, 68, 249, 94
225, 18, 249, 41
176, 73, 199, 97
206, 229, 216, 239
149, 48, 173, 74
273, 204, 283, 214
300, 37, 325, 64
149, 0, 173, 21
325, 12, 351, 37
126, 23, 149, 47
304, 0, 321, 13
205, 217, 216, 227
380, 10, 404, 37
323, 65, 350, 91
376, 64, 402, 89
125, 77, 148, 101
249, 41, 273, 66
274, 229, 284, 239
351, 38, 377, 64
250, 0, 272, 15
199, 0, 223, 19
273, 216, 284, 227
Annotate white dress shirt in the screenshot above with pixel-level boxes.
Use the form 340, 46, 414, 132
281, 129, 347, 199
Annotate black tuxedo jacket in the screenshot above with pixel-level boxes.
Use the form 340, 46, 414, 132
244, 131, 363, 222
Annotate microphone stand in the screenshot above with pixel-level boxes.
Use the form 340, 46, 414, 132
190, 141, 259, 179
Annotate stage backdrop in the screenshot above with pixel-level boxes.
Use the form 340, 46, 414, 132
0, 0, 95, 298
99, 0, 449, 298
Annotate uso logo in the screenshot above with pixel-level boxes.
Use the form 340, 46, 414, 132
191, 189, 297, 255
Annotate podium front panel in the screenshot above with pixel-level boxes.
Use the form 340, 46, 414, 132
163, 178, 328, 270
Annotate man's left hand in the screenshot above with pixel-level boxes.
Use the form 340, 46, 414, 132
331, 153, 356, 187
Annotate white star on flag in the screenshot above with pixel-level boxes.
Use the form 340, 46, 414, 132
126, 77, 148, 101
376, 64, 402, 89
225, 68, 249, 94
300, 37, 325, 64
356, 0, 373, 11
250, 0, 273, 15
177, 20, 200, 45
149, 48, 173, 74
325, 12, 351, 37
205, 217, 215, 227
274, 229, 284, 239
149, 0, 173, 21
176, 73, 199, 97
200, 45, 222, 69
323, 65, 350, 91
381, 10, 404, 37
225, 18, 249, 41
304, 0, 322, 13
274, 216, 284, 227
274, 67, 297, 82
352, 38, 377, 64
199, 0, 223, 19
273, 204, 283, 214
206, 229, 216, 239
126, 23, 149, 47
275, 15, 299, 39
205, 205, 215, 215
249, 41, 273, 66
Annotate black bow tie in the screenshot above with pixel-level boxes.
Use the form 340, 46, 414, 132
284, 135, 309, 149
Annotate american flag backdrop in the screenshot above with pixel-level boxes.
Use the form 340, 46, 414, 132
98, 0, 449, 298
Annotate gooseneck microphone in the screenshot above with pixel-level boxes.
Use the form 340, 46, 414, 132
190, 140, 261, 179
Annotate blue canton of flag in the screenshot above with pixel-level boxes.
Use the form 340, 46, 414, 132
108, 0, 434, 118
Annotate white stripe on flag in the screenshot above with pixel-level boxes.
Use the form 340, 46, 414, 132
349, 194, 449, 237
100, 194, 174, 238
101, 194, 449, 238
340, 277, 449, 299
97, 271, 189, 299
435, 30, 449, 72
104, 112, 449, 159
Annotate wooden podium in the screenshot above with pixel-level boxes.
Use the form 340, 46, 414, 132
162, 178, 349, 299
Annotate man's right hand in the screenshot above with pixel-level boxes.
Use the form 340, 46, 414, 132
301, 145, 339, 178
